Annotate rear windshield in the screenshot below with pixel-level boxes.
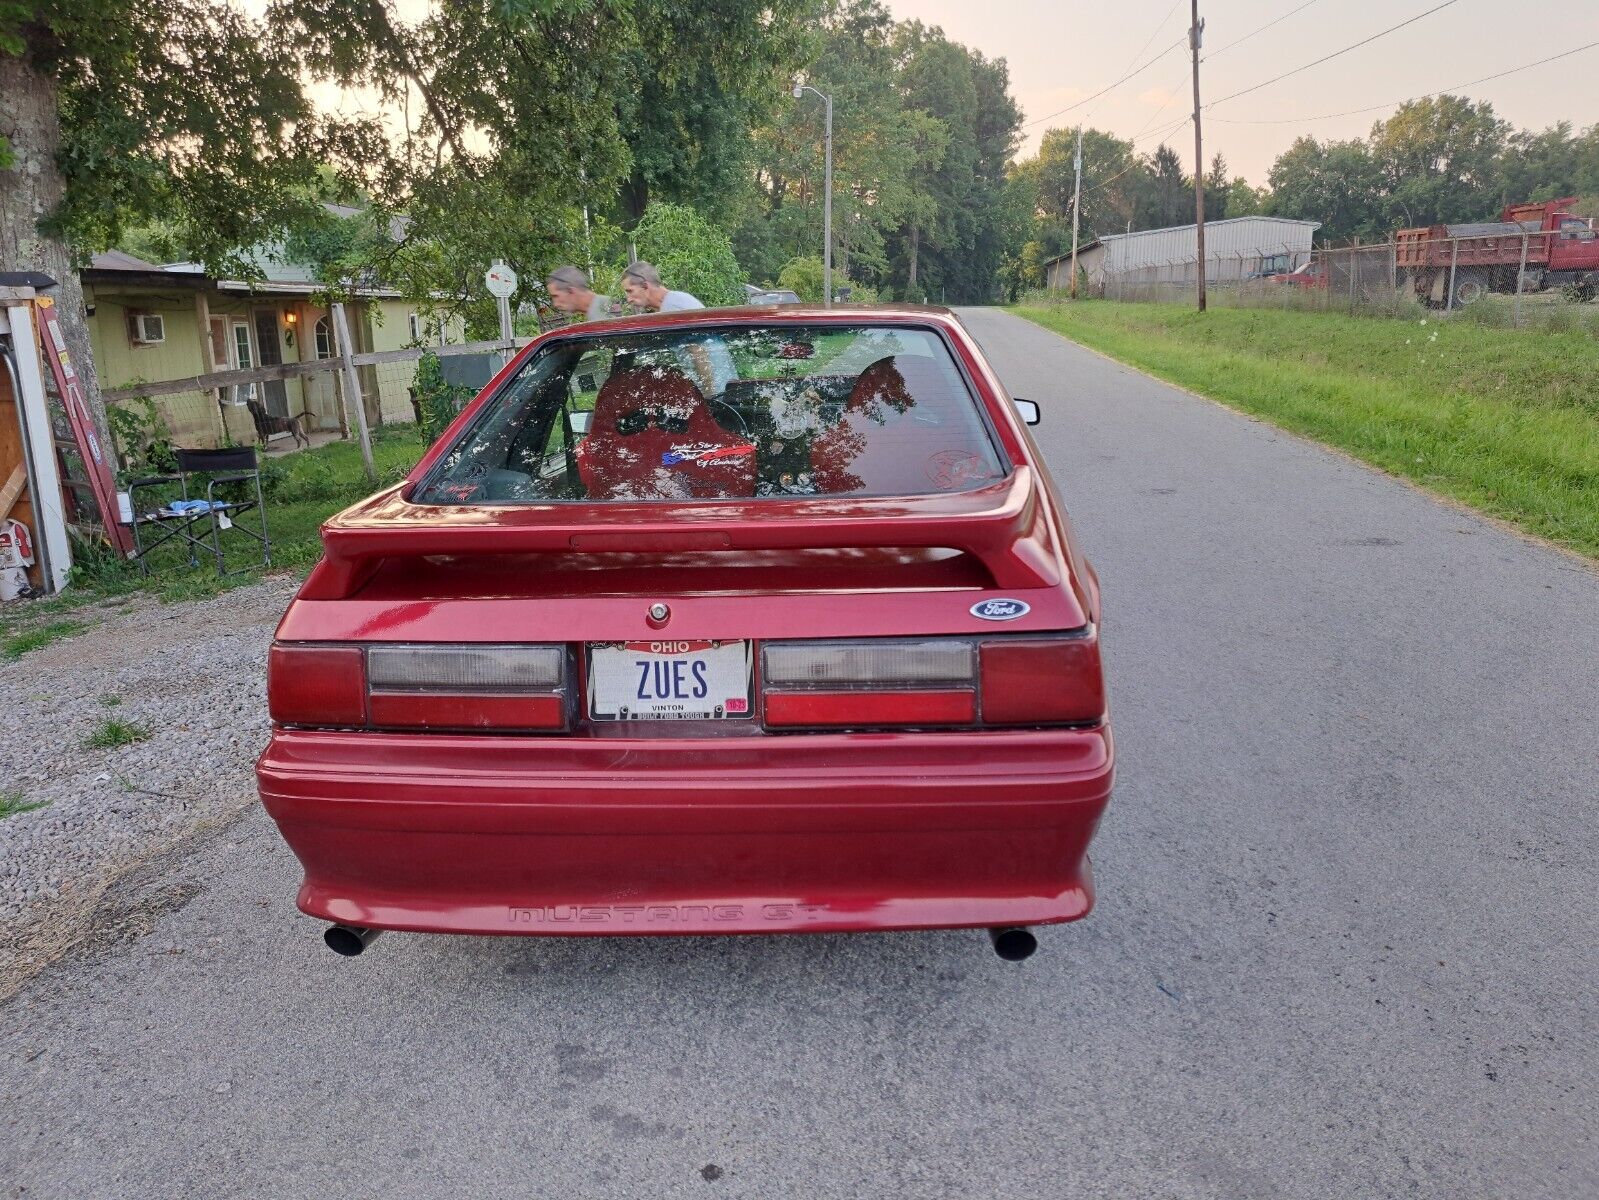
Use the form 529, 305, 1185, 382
413, 323, 1006, 504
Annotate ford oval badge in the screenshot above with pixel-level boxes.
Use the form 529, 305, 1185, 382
971, 598, 1030, 621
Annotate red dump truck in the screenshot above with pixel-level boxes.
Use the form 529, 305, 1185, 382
1395, 198, 1599, 307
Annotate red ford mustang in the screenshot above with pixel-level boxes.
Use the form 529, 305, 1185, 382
257, 306, 1112, 961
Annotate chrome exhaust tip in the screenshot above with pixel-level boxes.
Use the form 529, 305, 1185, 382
324, 924, 382, 957
987, 927, 1037, 961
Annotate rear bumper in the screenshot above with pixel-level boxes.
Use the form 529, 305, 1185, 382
256, 726, 1113, 937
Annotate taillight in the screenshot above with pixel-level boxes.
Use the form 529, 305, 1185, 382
765, 689, 975, 728
267, 642, 569, 732
762, 639, 977, 729
760, 632, 1104, 730
979, 635, 1104, 725
268, 644, 366, 727
366, 644, 568, 731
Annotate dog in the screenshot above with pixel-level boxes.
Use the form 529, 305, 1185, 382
246, 399, 314, 449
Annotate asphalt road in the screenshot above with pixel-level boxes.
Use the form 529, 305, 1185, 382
4, 307, 1595, 1199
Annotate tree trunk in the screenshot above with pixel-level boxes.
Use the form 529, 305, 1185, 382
907, 225, 921, 293
0, 49, 108, 448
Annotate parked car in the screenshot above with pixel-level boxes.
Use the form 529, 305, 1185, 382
1265, 260, 1327, 289
258, 306, 1113, 962
747, 288, 803, 305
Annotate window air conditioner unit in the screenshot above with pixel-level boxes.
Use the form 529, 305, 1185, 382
130, 313, 166, 345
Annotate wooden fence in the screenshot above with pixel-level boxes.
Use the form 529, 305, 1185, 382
100, 337, 528, 403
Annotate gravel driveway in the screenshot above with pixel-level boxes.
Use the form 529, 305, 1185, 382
0, 577, 297, 998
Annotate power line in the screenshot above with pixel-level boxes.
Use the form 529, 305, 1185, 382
1206, 0, 1459, 109
1086, 0, 1186, 123
1022, 35, 1187, 129
1203, 0, 1319, 60
1129, 65, 1191, 142
1080, 113, 1196, 198
1208, 39, 1599, 124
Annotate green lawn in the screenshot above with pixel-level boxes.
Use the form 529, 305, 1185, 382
1010, 301, 1599, 560
0, 426, 429, 656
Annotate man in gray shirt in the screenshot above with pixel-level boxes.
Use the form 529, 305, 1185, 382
619, 261, 735, 395
546, 265, 613, 323
620, 261, 705, 312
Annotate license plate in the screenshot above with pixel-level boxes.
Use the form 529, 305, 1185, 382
588, 640, 752, 721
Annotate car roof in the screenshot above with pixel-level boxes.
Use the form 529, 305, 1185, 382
542, 303, 964, 340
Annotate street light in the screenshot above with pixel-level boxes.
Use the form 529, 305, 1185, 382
792, 80, 833, 307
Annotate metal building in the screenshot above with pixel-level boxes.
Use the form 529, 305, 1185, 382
1044, 216, 1322, 291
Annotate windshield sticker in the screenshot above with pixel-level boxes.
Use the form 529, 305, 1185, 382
928, 450, 994, 490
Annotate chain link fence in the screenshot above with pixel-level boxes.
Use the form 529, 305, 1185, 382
1065, 229, 1599, 333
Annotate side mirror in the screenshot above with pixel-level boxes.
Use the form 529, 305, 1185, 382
1012, 398, 1041, 426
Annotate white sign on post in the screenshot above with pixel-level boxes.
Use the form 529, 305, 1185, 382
484, 261, 518, 298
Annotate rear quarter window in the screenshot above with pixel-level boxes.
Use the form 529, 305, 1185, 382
413, 324, 1006, 504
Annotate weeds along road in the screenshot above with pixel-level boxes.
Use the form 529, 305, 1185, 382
2, 307, 1595, 1199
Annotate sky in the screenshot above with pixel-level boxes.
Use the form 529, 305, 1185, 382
884, 0, 1599, 183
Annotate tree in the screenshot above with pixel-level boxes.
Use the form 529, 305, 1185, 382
945, 46, 1022, 301
1369, 95, 1509, 228
2, 0, 814, 467
1225, 177, 1269, 217
1, 0, 376, 445
1266, 136, 1386, 241
612, 1, 822, 222
1148, 144, 1189, 228
777, 255, 825, 301
628, 202, 743, 306
741, 1, 927, 290
1203, 154, 1229, 222
1020, 126, 1144, 245
887, 22, 1025, 303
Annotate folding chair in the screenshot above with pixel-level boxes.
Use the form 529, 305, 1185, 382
128, 447, 271, 576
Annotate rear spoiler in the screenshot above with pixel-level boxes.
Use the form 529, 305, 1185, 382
299, 469, 1062, 600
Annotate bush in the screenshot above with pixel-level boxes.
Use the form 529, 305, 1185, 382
106, 397, 176, 481
777, 257, 879, 305
777, 255, 824, 302
627, 202, 744, 306
412, 352, 473, 445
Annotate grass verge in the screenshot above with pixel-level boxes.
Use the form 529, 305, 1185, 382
3, 619, 88, 661
0, 790, 49, 819
1010, 300, 1599, 560
84, 718, 153, 749
1, 425, 429, 645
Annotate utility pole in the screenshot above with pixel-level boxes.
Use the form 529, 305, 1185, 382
823, 91, 834, 306
1069, 126, 1084, 300
1190, 0, 1207, 312
794, 81, 835, 306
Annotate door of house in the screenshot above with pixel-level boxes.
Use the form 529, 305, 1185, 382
253, 309, 290, 418
229, 319, 256, 407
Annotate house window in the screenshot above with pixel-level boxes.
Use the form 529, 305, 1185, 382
314, 316, 332, 359
408, 311, 423, 343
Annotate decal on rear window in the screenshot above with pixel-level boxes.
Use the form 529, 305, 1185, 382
413, 325, 1006, 505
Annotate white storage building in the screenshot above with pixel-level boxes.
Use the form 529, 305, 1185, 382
1044, 216, 1322, 291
